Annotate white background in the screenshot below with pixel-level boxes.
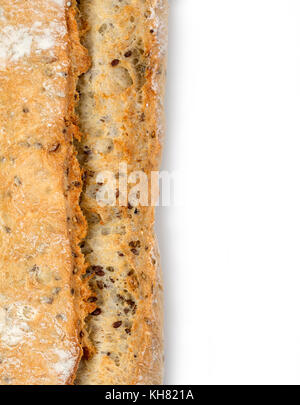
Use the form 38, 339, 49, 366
158, 0, 300, 384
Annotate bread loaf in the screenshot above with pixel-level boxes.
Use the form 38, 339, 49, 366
0, 0, 168, 385
75, 0, 168, 385
0, 0, 92, 385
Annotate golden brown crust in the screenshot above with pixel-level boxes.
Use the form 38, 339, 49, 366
76, 0, 168, 385
0, 0, 91, 385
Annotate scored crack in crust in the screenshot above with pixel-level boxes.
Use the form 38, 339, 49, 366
0, 0, 93, 385
76, 0, 168, 385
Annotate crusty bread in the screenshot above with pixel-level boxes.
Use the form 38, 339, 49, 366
0, 0, 92, 384
0, 0, 167, 385
75, 0, 168, 385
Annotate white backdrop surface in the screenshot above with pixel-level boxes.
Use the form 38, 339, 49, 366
159, 0, 300, 385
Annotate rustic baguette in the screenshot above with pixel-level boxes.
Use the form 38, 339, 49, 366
0, 0, 167, 385
0, 0, 91, 385
76, 0, 168, 385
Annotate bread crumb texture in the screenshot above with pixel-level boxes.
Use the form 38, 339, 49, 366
76, 0, 168, 385
0, 0, 91, 385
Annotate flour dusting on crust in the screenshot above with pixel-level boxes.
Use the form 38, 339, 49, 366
52, 0, 66, 6
0, 303, 37, 348
0, 17, 66, 69
52, 348, 77, 384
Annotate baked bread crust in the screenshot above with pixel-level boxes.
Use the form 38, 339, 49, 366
0, 0, 91, 385
76, 0, 168, 385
